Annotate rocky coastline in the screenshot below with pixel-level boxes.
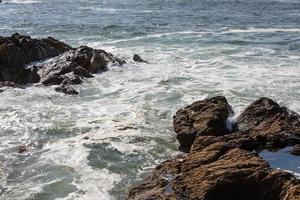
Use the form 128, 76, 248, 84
128, 96, 300, 200
0, 33, 127, 94
0, 33, 299, 199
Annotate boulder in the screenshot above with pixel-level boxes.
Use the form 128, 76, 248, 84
0, 33, 126, 95
191, 97, 300, 152
36, 46, 123, 86
128, 97, 300, 200
0, 33, 71, 83
128, 142, 300, 200
173, 96, 234, 152
237, 97, 300, 136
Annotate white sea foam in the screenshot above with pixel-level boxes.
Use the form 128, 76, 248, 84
1, 1, 300, 199
221, 27, 300, 34
8, 0, 39, 4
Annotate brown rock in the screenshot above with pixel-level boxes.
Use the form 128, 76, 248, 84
128, 97, 300, 200
128, 143, 300, 200
191, 97, 300, 152
237, 97, 300, 135
173, 96, 234, 152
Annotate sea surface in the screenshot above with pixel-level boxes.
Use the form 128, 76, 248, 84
0, 0, 299, 199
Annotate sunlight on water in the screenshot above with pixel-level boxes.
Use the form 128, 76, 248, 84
0, 0, 300, 199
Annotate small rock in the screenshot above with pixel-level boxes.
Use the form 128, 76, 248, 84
117, 126, 138, 131
55, 85, 78, 95
291, 144, 300, 156
18, 145, 28, 154
133, 54, 149, 64
82, 136, 89, 140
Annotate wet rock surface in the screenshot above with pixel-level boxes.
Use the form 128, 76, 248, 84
0, 33, 126, 94
173, 96, 234, 152
128, 96, 300, 200
0, 33, 71, 83
133, 54, 149, 64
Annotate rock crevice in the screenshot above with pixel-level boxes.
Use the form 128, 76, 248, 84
128, 96, 300, 200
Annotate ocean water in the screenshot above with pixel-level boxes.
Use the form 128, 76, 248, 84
0, 0, 300, 199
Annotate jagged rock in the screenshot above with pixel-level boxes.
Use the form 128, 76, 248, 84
128, 97, 300, 200
0, 33, 71, 83
73, 66, 93, 78
237, 97, 300, 135
173, 96, 234, 152
55, 85, 78, 95
133, 54, 149, 63
192, 97, 300, 152
36, 46, 124, 86
128, 142, 300, 200
0, 33, 126, 95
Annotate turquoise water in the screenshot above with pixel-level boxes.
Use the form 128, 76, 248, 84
0, 0, 300, 199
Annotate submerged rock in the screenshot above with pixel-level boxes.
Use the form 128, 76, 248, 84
128, 97, 300, 200
291, 144, 300, 156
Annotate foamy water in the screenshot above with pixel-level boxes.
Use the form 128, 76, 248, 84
0, 0, 300, 199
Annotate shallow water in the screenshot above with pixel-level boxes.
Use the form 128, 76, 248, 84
0, 0, 300, 199
259, 147, 300, 178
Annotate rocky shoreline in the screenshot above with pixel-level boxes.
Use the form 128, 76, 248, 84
1, 33, 299, 199
0, 33, 127, 94
128, 96, 300, 200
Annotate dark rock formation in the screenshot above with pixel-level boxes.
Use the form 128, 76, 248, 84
0, 33, 71, 83
133, 54, 149, 64
35, 46, 124, 86
0, 33, 126, 94
55, 85, 79, 95
128, 97, 300, 200
173, 96, 234, 152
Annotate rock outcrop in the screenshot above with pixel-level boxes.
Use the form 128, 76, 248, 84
128, 97, 300, 200
0, 33, 71, 83
0, 33, 126, 94
173, 96, 234, 152
192, 97, 300, 152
